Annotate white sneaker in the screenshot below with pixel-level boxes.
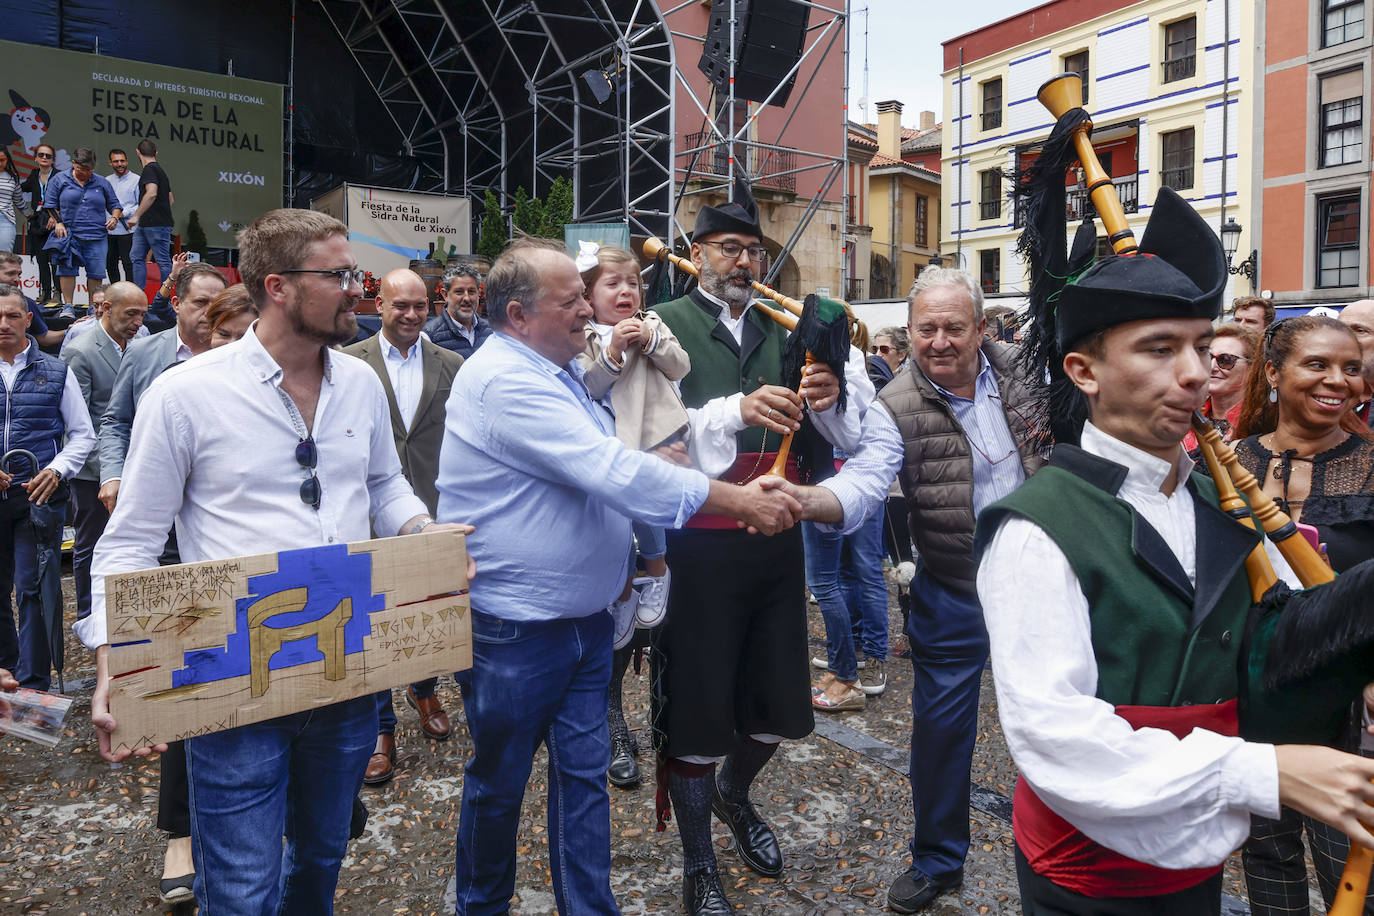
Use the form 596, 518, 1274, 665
632, 570, 670, 629
610, 591, 640, 650
811, 656, 867, 671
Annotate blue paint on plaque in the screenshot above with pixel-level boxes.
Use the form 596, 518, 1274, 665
170, 544, 384, 688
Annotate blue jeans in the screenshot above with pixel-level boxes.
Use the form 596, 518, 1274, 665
184, 695, 377, 916
374, 677, 438, 734
632, 519, 666, 561
906, 564, 988, 883
455, 609, 619, 915
59, 235, 108, 280
0, 213, 15, 253
0, 491, 66, 690
131, 225, 173, 289
803, 514, 888, 682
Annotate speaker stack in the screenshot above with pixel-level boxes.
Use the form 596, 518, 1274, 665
697, 0, 810, 108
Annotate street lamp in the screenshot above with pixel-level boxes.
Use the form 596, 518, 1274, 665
1220, 218, 1258, 281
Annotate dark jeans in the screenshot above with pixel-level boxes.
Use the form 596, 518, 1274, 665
106, 233, 133, 283
906, 564, 988, 883
184, 695, 377, 915
69, 479, 108, 620
0, 489, 67, 690
454, 609, 619, 915
374, 677, 439, 734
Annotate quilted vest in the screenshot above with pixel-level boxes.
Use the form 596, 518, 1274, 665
878, 341, 1043, 592
1, 338, 66, 489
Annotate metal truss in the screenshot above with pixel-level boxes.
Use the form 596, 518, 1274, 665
312, 0, 675, 240
659, 0, 849, 290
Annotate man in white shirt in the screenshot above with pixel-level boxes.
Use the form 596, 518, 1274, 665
343, 268, 465, 783
103, 149, 139, 283
0, 283, 95, 691
79, 209, 472, 914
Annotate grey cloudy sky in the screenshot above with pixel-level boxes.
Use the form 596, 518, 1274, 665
846, 1, 1038, 126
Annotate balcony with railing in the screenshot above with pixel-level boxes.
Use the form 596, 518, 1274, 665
683, 131, 798, 192
1014, 175, 1139, 227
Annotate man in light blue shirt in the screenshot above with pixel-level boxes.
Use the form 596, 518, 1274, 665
764, 268, 1045, 915
437, 238, 800, 914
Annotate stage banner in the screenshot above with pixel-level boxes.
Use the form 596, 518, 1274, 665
105, 531, 471, 754
312, 184, 472, 277
0, 38, 282, 248
565, 221, 631, 260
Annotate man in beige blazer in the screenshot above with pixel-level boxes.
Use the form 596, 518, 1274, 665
343, 268, 464, 784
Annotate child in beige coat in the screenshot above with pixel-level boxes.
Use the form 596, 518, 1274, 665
576, 243, 690, 789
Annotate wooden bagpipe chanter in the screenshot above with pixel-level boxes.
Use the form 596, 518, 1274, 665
1037, 72, 1374, 914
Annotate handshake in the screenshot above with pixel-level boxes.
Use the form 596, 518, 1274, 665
717, 476, 810, 536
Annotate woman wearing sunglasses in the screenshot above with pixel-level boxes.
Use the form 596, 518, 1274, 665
1230, 314, 1374, 916
1182, 322, 1259, 452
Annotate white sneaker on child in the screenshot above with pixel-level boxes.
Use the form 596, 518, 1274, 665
610, 591, 640, 650
632, 570, 671, 628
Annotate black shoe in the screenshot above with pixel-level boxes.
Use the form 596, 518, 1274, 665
711, 783, 783, 877
608, 732, 641, 788
683, 869, 732, 915
158, 874, 195, 905
887, 867, 963, 914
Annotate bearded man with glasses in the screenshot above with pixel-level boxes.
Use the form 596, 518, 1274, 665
647, 182, 871, 914
77, 209, 473, 915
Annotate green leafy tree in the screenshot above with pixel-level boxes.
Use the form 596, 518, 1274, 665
542, 176, 574, 241
512, 186, 545, 239
477, 189, 507, 259
184, 209, 209, 258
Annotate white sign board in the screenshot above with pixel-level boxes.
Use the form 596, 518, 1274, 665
312, 184, 472, 277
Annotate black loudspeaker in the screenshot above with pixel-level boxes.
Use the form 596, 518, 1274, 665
697, 0, 810, 108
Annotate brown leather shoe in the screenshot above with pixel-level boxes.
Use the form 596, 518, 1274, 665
406, 686, 452, 741
363, 733, 396, 785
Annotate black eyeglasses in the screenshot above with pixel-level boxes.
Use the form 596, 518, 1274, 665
280, 268, 366, 291
1210, 353, 1250, 370
698, 240, 769, 262
296, 437, 321, 510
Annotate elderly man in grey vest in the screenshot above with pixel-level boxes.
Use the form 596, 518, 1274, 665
763, 267, 1044, 913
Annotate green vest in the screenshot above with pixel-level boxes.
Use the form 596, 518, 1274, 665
977, 445, 1259, 709
652, 292, 789, 454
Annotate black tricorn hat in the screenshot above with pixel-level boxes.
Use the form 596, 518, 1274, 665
691, 175, 763, 241
1055, 186, 1227, 349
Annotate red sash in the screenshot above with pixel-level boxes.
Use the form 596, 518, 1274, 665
1014, 699, 1239, 897
683, 451, 799, 530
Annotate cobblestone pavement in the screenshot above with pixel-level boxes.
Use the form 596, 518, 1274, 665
0, 577, 1305, 914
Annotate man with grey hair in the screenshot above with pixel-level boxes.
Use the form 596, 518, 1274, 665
761, 266, 1044, 913
1339, 299, 1374, 424
425, 264, 493, 357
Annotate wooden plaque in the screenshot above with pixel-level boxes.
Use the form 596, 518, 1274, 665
106, 530, 470, 754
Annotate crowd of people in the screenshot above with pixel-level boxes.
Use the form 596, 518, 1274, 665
3, 140, 1374, 916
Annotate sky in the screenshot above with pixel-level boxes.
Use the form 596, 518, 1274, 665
847, 0, 1039, 127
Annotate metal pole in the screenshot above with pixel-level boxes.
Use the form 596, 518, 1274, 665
728, 0, 738, 196
286, 0, 296, 207
841, 0, 850, 298
956, 47, 964, 268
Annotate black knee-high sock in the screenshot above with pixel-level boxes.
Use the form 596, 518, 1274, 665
717, 737, 778, 804
607, 646, 634, 748
667, 760, 718, 876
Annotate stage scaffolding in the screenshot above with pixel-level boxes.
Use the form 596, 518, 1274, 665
311, 0, 847, 283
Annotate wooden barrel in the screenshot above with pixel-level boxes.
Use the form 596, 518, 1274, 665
442, 253, 492, 280
409, 258, 445, 305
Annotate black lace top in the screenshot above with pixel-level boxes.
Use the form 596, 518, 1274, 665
1232, 434, 1374, 574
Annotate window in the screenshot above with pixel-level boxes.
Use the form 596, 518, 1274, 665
1317, 195, 1361, 288
914, 195, 929, 246
979, 249, 1000, 294
979, 169, 1002, 220
1320, 70, 1363, 167
1063, 51, 1090, 105
1161, 128, 1195, 190
1163, 17, 1197, 83
981, 79, 1002, 131
1325, 0, 1365, 47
